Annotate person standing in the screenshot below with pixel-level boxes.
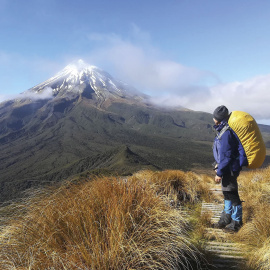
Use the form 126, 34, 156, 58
212, 105, 247, 232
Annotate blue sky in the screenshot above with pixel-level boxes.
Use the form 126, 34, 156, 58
1, 0, 270, 123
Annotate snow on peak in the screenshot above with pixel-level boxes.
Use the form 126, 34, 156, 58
62, 59, 98, 75
29, 59, 127, 99
44, 59, 103, 88
28, 59, 144, 102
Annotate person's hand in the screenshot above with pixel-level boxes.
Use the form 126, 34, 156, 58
215, 175, 222, 184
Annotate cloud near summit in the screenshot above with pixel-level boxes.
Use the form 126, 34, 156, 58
87, 28, 217, 92
86, 27, 270, 123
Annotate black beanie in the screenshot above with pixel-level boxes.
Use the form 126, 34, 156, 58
213, 105, 229, 122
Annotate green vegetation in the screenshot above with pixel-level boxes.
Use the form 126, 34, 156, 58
0, 97, 215, 202
1, 96, 269, 203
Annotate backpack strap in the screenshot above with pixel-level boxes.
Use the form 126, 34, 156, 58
217, 124, 230, 140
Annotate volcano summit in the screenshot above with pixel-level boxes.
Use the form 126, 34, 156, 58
0, 60, 215, 202
24, 59, 146, 104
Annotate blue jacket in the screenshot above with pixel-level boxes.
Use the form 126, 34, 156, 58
213, 121, 248, 177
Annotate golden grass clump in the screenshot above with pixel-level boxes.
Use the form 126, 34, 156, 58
131, 170, 214, 205
0, 174, 203, 270
235, 166, 270, 269
248, 237, 270, 270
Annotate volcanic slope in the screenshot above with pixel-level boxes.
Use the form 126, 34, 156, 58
0, 60, 215, 202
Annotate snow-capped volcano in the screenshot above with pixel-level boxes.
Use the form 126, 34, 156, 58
27, 59, 145, 102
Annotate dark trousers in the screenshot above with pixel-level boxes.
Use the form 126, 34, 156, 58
222, 172, 241, 206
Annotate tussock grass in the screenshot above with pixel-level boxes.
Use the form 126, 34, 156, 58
234, 166, 270, 269
131, 170, 215, 205
0, 171, 209, 270
248, 238, 270, 270
130, 170, 216, 265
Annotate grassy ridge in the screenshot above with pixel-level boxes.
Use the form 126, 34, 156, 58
0, 170, 213, 270
1, 166, 270, 269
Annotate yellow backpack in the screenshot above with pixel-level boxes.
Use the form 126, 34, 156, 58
228, 111, 266, 169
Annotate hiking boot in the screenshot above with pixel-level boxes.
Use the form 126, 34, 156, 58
224, 219, 243, 232
224, 204, 243, 232
213, 211, 232, 229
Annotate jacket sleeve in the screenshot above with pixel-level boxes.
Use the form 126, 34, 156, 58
216, 130, 235, 177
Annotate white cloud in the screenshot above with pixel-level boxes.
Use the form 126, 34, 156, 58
86, 27, 217, 93
0, 87, 54, 104
149, 74, 270, 123
20, 87, 54, 100
206, 74, 270, 121
86, 27, 270, 123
